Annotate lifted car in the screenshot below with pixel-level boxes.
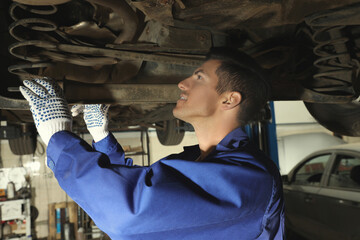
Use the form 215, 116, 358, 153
0, 0, 359, 154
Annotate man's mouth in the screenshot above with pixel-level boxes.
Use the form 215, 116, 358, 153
179, 94, 187, 101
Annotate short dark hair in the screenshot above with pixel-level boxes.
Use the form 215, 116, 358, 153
206, 48, 270, 125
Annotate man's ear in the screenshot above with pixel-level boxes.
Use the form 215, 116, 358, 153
221, 92, 242, 110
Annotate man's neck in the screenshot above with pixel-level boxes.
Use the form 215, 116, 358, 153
192, 118, 240, 160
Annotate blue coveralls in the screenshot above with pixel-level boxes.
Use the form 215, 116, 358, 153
46, 127, 284, 240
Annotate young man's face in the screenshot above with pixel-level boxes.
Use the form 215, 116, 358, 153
173, 59, 223, 123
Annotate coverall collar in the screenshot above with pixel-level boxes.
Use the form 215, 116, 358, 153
182, 127, 249, 159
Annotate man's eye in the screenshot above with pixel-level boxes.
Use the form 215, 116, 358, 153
196, 75, 202, 80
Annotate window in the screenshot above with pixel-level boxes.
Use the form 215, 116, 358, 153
328, 154, 360, 190
294, 154, 331, 186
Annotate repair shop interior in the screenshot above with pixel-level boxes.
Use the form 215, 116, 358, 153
0, 0, 360, 239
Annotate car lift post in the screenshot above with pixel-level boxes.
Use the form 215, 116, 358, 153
245, 101, 279, 168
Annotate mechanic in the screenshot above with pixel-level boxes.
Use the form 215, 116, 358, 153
20, 48, 284, 240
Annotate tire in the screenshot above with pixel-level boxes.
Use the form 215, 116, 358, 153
156, 119, 185, 146
9, 135, 37, 155
8, 125, 37, 155
304, 101, 360, 136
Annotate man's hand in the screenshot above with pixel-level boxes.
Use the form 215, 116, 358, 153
20, 78, 72, 145
71, 104, 110, 142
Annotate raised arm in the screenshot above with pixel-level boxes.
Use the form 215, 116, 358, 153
72, 104, 133, 166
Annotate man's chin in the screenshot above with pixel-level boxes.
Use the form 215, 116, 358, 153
172, 107, 185, 121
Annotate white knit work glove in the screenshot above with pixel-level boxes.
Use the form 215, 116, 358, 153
71, 104, 110, 142
19, 78, 72, 146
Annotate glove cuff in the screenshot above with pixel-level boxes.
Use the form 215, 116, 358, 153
38, 120, 72, 145
88, 128, 109, 142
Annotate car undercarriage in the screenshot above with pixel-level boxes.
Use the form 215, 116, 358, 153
0, 0, 359, 153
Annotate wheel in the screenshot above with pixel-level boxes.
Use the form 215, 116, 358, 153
304, 101, 360, 136
8, 125, 37, 155
156, 119, 185, 146
9, 135, 37, 155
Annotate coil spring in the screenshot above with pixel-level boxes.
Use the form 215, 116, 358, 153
8, 2, 59, 77
8, 1, 115, 78
305, 13, 360, 97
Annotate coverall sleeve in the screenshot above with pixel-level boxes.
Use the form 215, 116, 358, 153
92, 132, 133, 166
46, 131, 150, 238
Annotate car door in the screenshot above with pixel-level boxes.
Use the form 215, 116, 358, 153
315, 153, 360, 240
284, 154, 332, 240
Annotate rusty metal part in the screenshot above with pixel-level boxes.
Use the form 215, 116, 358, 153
300, 87, 354, 103
304, 5, 360, 101
305, 2, 360, 27
2, 83, 180, 110
9, 40, 56, 62
172, 0, 360, 30
133, 61, 194, 84
0, 95, 29, 110
9, 3, 84, 46
42, 61, 142, 84
41, 51, 118, 66
9, 2, 99, 45
175, 0, 185, 9
9, 2, 58, 43
9, 17, 57, 41
88, 0, 139, 43
64, 83, 181, 104
56, 43, 205, 66
108, 104, 176, 128
8, 0, 143, 83
132, 0, 174, 26
270, 78, 354, 103
12, 0, 70, 6
311, 26, 355, 94
10, 40, 204, 67
9, 3, 57, 20
137, 20, 211, 52
60, 21, 117, 42
8, 62, 54, 77
176, 0, 270, 29
139, 104, 175, 123
106, 42, 208, 54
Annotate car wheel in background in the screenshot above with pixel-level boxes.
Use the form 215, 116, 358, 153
156, 119, 185, 146
8, 125, 37, 155
304, 101, 360, 136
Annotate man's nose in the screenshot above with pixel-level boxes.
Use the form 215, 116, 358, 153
178, 77, 189, 90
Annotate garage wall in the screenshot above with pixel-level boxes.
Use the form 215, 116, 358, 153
274, 101, 360, 175
274, 101, 360, 143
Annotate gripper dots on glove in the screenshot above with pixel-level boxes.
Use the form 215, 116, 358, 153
84, 105, 109, 129
20, 78, 72, 145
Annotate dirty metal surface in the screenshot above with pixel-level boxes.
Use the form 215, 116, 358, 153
64, 83, 181, 104
57, 43, 205, 67
9, 40, 205, 69
305, 2, 360, 27
0, 95, 29, 110
137, 20, 212, 52
89, 0, 139, 44
132, 0, 174, 26
0, 83, 181, 110
173, 0, 360, 29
